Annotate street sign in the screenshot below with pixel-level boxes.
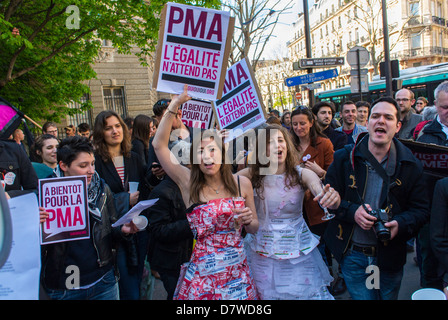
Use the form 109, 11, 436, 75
295, 92, 302, 99
350, 68, 369, 76
347, 46, 369, 68
299, 57, 345, 68
350, 74, 369, 93
302, 83, 322, 91
285, 68, 338, 87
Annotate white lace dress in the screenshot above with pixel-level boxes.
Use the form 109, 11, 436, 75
244, 167, 334, 300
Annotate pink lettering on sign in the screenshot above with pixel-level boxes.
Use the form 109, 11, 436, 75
222, 64, 249, 95
167, 6, 223, 42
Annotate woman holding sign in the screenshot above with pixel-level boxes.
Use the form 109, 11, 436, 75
152, 85, 259, 300
238, 124, 337, 299
40, 136, 138, 300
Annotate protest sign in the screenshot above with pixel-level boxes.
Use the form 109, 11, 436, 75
181, 99, 215, 129
212, 57, 267, 142
399, 139, 448, 178
39, 176, 89, 245
0, 193, 40, 299
153, 2, 234, 100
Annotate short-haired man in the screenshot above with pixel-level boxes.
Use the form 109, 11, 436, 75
77, 123, 91, 139
335, 101, 367, 145
42, 121, 58, 138
356, 101, 370, 127
416, 80, 448, 290
312, 101, 347, 151
395, 88, 422, 139
324, 96, 429, 300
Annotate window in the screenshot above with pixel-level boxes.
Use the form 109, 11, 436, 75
67, 93, 93, 128
410, 33, 421, 49
103, 87, 127, 119
409, 1, 419, 16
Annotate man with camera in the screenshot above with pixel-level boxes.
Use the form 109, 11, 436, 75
323, 97, 429, 300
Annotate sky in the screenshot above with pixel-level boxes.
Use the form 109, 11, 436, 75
259, 0, 308, 60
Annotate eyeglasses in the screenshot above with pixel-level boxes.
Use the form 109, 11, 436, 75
396, 98, 410, 102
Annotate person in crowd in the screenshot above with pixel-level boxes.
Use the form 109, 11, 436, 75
238, 124, 338, 299
0, 137, 38, 199
152, 85, 259, 300
123, 117, 134, 137
335, 101, 367, 145
312, 101, 347, 151
147, 98, 192, 189
30, 134, 59, 179
395, 88, 422, 139
266, 116, 281, 125
415, 97, 428, 114
281, 110, 291, 130
42, 121, 58, 138
290, 106, 334, 229
131, 114, 156, 166
145, 141, 194, 300
269, 109, 280, 119
415, 81, 448, 290
152, 99, 171, 124
77, 123, 91, 139
64, 124, 77, 138
356, 101, 370, 127
40, 136, 138, 300
12, 128, 26, 153
92, 110, 150, 300
430, 177, 448, 299
324, 96, 429, 300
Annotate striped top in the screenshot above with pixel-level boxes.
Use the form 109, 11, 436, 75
113, 156, 125, 186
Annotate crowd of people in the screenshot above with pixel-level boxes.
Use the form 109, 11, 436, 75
1, 80, 448, 301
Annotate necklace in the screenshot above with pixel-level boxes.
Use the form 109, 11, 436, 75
207, 184, 221, 194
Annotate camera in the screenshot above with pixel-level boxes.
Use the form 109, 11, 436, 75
369, 209, 391, 242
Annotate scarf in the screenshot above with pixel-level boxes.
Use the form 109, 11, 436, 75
53, 166, 102, 218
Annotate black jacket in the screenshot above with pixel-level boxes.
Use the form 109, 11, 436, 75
430, 177, 448, 284
417, 119, 448, 147
41, 178, 129, 289
323, 126, 347, 151
145, 176, 193, 273
0, 139, 38, 198
94, 151, 150, 270
323, 135, 430, 272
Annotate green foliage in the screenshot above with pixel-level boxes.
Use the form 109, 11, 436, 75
0, 0, 221, 123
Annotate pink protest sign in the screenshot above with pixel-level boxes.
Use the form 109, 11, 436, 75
212, 58, 267, 141
153, 2, 234, 100
39, 176, 90, 245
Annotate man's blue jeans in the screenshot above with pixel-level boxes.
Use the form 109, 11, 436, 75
340, 249, 403, 300
45, 269, 119, 300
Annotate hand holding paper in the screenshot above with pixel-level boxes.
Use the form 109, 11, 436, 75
112, 198, 159, 228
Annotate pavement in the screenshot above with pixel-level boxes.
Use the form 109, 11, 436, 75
149, 249, 422, 300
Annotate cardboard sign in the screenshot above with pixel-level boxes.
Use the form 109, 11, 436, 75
153, 2, 234, 100
212, 57, 267, 141
39, 176, 90, 245
181, 99, 215, 129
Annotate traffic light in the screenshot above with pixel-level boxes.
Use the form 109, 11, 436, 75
380, 60, 400, 78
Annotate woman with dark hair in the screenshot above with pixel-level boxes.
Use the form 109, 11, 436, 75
131, 114, 156, 166
92, 110, 150, 300
40, 136, 138, 300
290, 106, 334, 229
238, 124, 338, 299
152, 85, 259, 300
30, 134, 59, 178
281, 110, 291, 130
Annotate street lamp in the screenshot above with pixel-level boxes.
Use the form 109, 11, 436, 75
302, 0, 315, 107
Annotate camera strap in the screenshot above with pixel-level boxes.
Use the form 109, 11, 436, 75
356, 140, 394, 213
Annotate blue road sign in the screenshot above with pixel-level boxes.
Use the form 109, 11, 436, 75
285, 68, 339, 87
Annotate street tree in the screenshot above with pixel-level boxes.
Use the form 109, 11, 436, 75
0, 0, 220, 122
